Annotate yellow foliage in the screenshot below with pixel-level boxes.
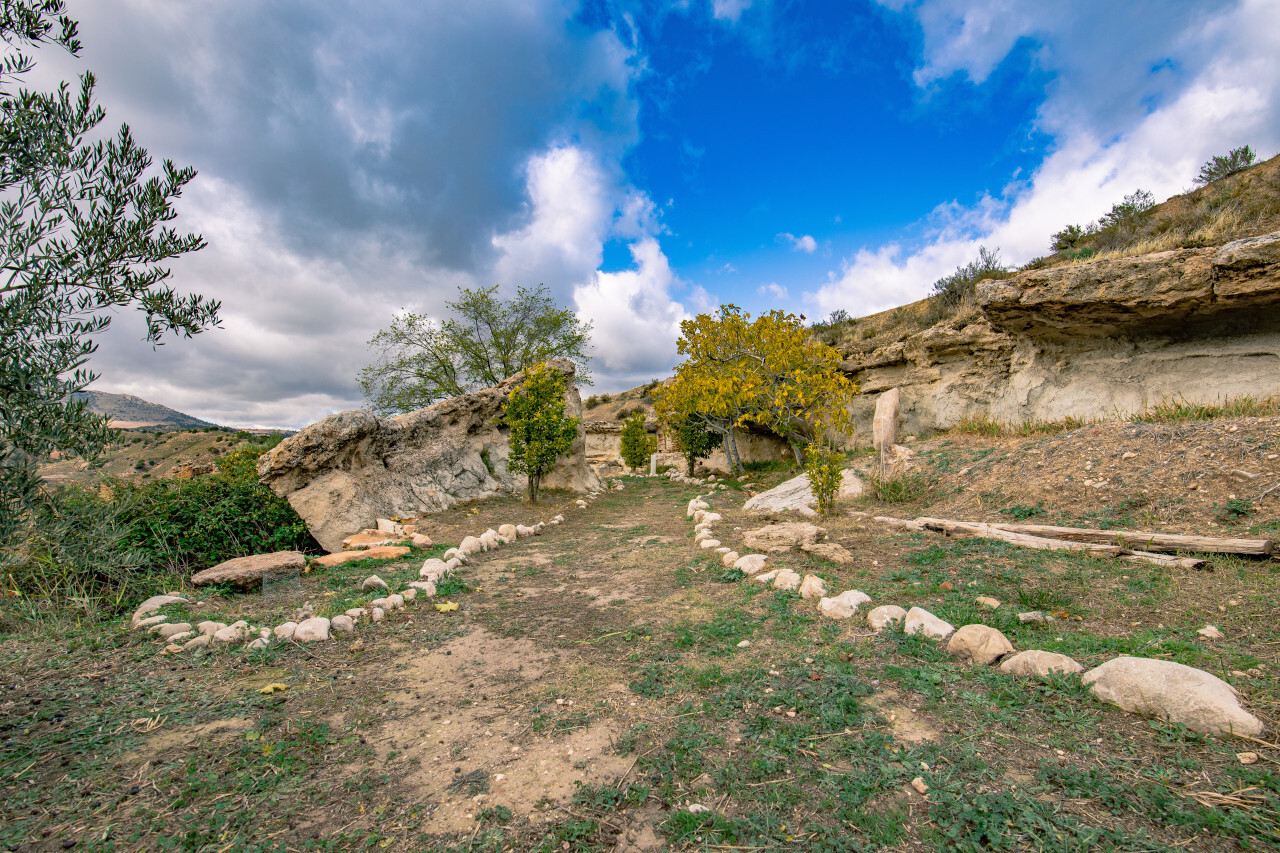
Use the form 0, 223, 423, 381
434, 601, 459, 613
258, 683, 290, 694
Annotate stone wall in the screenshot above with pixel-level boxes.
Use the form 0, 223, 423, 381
841, 233, 1280, 440
259, 359, 601, 552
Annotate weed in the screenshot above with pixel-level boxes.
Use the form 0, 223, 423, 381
865, 471, 935, 504
1133, 394, 1280, 423
1000, 501, 1048, 521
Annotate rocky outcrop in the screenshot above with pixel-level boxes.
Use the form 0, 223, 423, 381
841, 233, 1280, 438
258, 359, 601, 552
742, 470, 864, 516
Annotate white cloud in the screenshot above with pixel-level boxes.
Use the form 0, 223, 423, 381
758, 282, 789, 300
778, 232, 818, 253
711, 0, 754, 22
813, 0, 1280, 318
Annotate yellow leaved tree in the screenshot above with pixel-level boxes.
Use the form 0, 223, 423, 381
655, 306, 857, 472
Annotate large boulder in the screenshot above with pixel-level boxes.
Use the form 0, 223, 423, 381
742, 471, 864, 516
742, 522, 826, 552
258, 358, 601, 551
1082, 656, 1264, 737
191, 551, 306, 589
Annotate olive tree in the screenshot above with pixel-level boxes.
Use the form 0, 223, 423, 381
1, 1, 217, 544
504, 363, 579, 505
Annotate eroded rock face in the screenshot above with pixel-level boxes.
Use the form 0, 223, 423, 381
1082, 656, 1264, 737
841, 232, 1280, 439
258, 359, 601, 552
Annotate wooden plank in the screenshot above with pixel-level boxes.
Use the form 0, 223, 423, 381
1120, 550, 1209, 571
988, 523, 1272, 556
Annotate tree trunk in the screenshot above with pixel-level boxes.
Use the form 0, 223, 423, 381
790, 441, 803, 467
528, 472, 539, 505
726, 426, 744, 475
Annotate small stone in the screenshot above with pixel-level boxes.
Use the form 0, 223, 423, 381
361, 575, 389, 592
798, 574, 828, 600
752, 569, 780, 584
459, 535, 485, 555
133, 614, 168, 631
687, 804, 711, 814
246, 638, 269, 650
721, 551, 741, 568
345, 608, 365, 619
946, 624, 1015, 665
910, 777, 928, 795
975, 596, 1001, 609
938, 581, 953, 592
699, 539, 722, 549
733, 554, 769, 575
386, 594, 405, 611
772, 569, 802, 591
293, 617, 331, 642
1237, 752, 1259, 765
498, 524, 518, 540
165, 631, 194, 643
904, 607, 954, 640
272, 622, 298, 639
736, 640, 751, 648
130, 594, 188, 627
155, 622, 193, 639
1018, 611, 1048, 624
1197, 625, 1223, 640
409, 580, 438, 597
1122, 451, 1138, 460
411, 532, 433, 549
370, 606, 385, 623
867, 604, 908, 631
331, 614, 356, 633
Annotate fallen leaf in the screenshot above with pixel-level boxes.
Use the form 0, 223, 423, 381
259, 683, 290, 695
434, 601, 459, 613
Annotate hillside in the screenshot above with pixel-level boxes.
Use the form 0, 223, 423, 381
39, 427, 285, 486
71, 390, 213, 430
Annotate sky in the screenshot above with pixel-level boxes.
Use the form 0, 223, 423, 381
30, 0, 1280, 428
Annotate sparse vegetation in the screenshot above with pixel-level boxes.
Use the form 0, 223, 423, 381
1132, 394, 1280, 423
1195, 144, 1257, 186
803, 442, 845, 516
926, 246, 1013, 321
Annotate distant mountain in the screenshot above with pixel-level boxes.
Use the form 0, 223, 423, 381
71, 390, 214, 430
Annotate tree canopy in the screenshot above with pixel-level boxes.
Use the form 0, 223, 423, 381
1, 0, 217, 545
504, 362, 579, 505
1194, 145, 1256, 186
656, 306, 857, 471
359, 284, 592, 415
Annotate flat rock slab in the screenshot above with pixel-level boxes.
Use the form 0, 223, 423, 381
742, 522, 826, 552
312, 546, 411, 568
1082, 656, 1264, 737
191, 551, 306, 589
742, 470, 864, 516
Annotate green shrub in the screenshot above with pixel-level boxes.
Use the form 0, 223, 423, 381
620, 411, 655, 471
804, 443, 845, 517
1195, 145, 1256, 185
927, 247, 1011, 321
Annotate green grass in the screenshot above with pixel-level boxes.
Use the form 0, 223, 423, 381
1132, 394, 1280, 423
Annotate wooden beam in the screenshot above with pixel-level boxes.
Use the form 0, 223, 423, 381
987, 523, 1271, 556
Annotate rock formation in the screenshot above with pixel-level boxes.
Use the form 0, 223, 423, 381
841, 232, 1280, 437
258, 359, 601, 552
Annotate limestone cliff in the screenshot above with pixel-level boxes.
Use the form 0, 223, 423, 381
258, 359, 601, 552
841, 232, 1280, 439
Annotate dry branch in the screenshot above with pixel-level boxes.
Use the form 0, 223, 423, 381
986, 523, 1271, 556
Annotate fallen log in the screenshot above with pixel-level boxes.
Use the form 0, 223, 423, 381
915, 518, 1124, 557
873, 515, 925, 532
987, 523, 1271, 556
1120, 550, 1208, 571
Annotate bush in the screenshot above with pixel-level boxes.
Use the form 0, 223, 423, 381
1195, 145, 1256, 186
928, 247, 1011, 320
619, 411, 655, 470
804, 443, 845, 517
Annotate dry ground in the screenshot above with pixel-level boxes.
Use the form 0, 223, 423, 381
2, 415, 1278, 852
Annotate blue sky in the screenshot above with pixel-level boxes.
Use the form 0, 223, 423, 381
35, 0, 1280, 427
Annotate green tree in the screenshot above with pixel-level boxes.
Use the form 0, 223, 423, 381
1194, 145, 1256, 185
619, 410, 654, 471
667, 411, 721, 477
505, 362, 579, 505
359, 284, 592, 414
0, 1, 217, 547
804, 442, 845, 517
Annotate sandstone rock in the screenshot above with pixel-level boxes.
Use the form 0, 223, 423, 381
459, 535, 485, 555
699, 539, 721, 549
293, 617, 331, 642
742, 471, 864, 516
183, 634, 211, 651
904, 607, 954, 639
798, 574, 828, 600
409, 580, 437, 597
411, 533, 433, 549
131, 594, 188, 627
386, 594, 405, 610
155, 622, 193, 639
721, 551, 740, 568
312, 546, 411, 568
342, 530, 399, 549
819, 590, 871, 619
872, 386, 901, 451
273, 622, 298, 639
498, 523, 518, 540
867, 605, 908, 631
376, 518, 402, 535
801, 542, 854, 564
772, 569, 802, 591
331, 614, 355, 634
753, 569, 780, 584
197, 621, 226, 637
361, 575, 389, 592
247, 638, 270, 650
742, 522, 826, 552
257, 359, 600, 551
1083, 656, 1264, 737
370, 606, 385, 623
481, 529, 502, 547
345, 608, 365, 618
166, 631, 194, 643
213, 626, 243, 644
134, 614, 167, 631
1018, 611, 1050, 624
1000, 650, 1083, 678
946, 624, 1015, 665
975, 596, 1001, 609
401, 588, 417, 601
191, 551, 306, 589
733, 554, 768, 575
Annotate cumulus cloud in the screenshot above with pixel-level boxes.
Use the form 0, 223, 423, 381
813, 0, 1280, 317
778, 232, 818, 253
758, 282, 789, 300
